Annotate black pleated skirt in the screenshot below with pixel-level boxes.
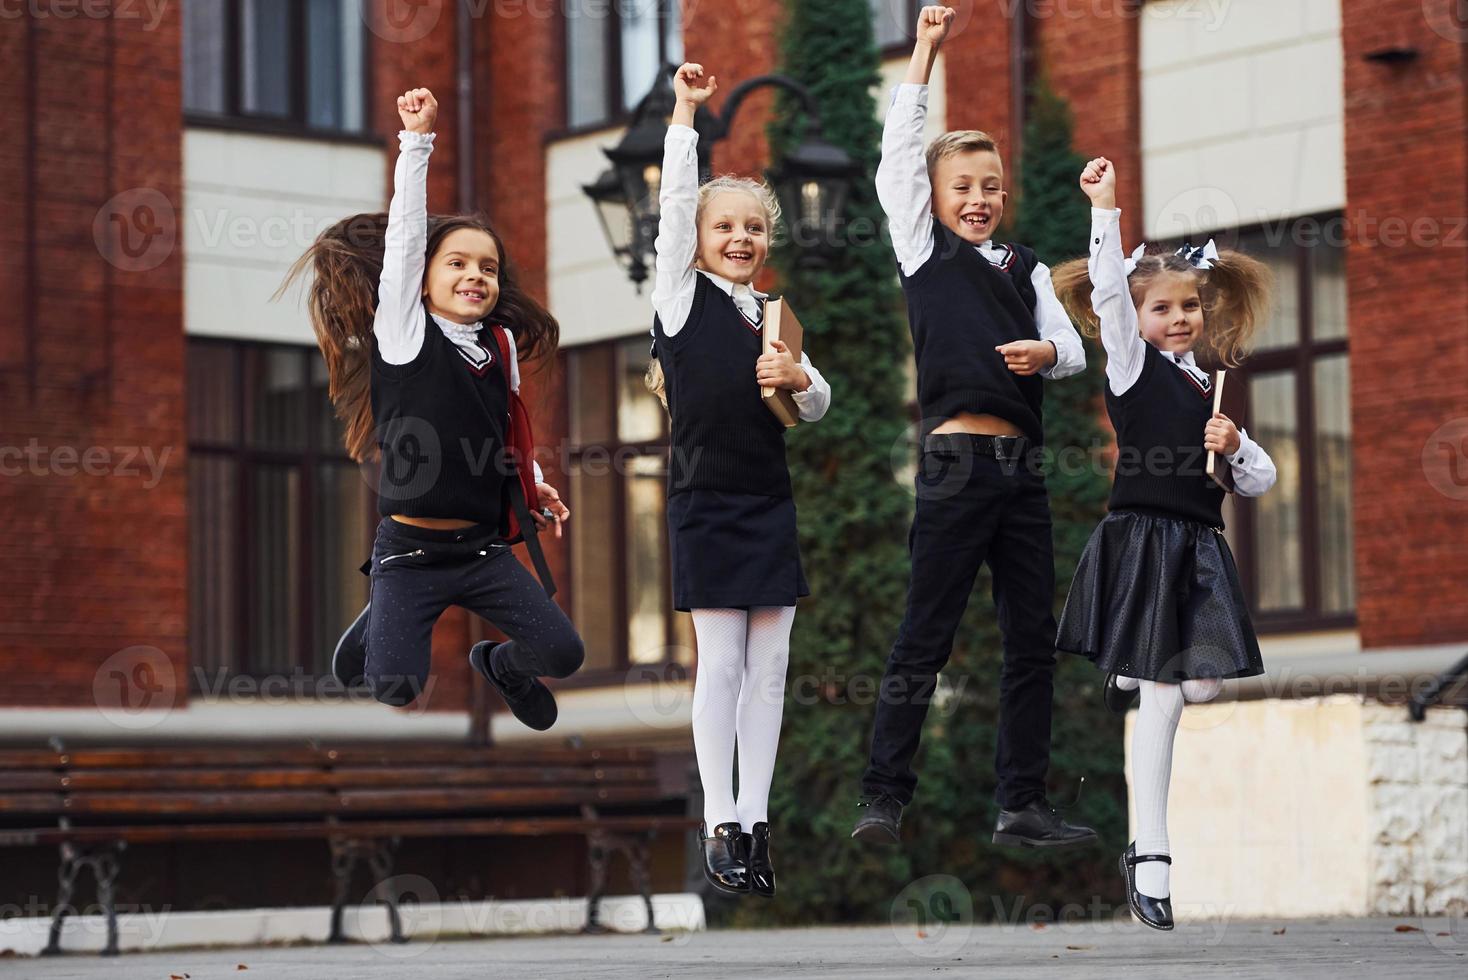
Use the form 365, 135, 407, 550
1055, 509, 1264, 682
667, 490, 809, 612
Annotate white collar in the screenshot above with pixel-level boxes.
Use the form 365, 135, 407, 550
697, 269, 767, 303
429, 310, 485, 345
1171, 348, 1199, 369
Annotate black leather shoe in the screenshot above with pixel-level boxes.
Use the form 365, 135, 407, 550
851, 793, 904, 844
992, 799, 1099, 848
1104, 673, 1140, 714
470, 641, 557, 731
331, 603, 371, 688
700, 822, 750, 896
744, 823, 775, 898
1120, 841, 1174, 930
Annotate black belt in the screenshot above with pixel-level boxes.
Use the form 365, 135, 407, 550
923, 432, 1034, 461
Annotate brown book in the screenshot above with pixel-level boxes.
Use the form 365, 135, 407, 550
761, 296, 805, 428
1206, 369, 1235, 492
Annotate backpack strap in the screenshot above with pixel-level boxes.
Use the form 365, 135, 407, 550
490, 325, 557, 598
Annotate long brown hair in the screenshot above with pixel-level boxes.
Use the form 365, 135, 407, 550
1052, 247, 1272, 367
277, 213, 559, 461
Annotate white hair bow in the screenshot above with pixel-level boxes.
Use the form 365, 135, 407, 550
1121, 239, 1219, 276
1176, 239, 1219, 270
1122, 242, 1147, 275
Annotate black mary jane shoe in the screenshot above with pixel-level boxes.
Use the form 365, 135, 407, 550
743, 823, 775, 899
700, 822, 751, 896
1120, 841, 1174, 931
1104, 672, 1141, 714
992, 799, 1099, 848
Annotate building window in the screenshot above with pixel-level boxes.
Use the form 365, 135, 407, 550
1218, 217, 1354, 631
564, 0, 683, 129
187, 340, 373, 687
563, 337, 695, 674
184, 0, 369, 137
872, 0, 919, 52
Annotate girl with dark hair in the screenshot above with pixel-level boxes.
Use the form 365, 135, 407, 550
279, 87, 583, 725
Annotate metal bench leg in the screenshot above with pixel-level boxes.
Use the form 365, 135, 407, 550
95, 850, 121, 957
581, 841, 609, 935
41, 846, 80, 956
327, 838, 357, 943
629, 836, 660, 935
365, 840, 406, 944
43, 842, 123, 956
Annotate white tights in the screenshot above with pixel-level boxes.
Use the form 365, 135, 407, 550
689, 606, 796, 831
1118, 674, 1224, 898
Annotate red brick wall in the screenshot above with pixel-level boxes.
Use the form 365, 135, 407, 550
1341, 0, 1468, 647
0, 10, 187, 706
1035, 1, 1143, 246
941, 0, 1019, 181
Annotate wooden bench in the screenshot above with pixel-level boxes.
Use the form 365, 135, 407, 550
0, 742, 698, 955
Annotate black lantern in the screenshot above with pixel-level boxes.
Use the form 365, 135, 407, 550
769, 132, 860, 255
583, 64, 860, 287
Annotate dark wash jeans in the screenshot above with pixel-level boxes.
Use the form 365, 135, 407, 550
862, 436, 1059, 810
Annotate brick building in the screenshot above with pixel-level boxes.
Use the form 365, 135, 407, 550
1, 0, 1465, 919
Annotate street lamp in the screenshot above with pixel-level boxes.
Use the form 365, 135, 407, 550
582, 64, 861, 290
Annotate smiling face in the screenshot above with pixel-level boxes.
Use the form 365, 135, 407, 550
695, 189, 770, 284
930, 148, 1007, 245
422, 226, 501, 324
1135, 271, 1206, 354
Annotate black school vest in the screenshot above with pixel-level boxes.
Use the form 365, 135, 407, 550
900, 218, 1044, 442
370, 306, 509, 523
653, 275, 792, 498
1105, 342, 1227, 527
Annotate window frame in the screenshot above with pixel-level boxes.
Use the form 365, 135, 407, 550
187, 338, 375, 689
557, 338, 690, 688
183, 0, 377, 144
558, 0, 683, 135
874, 0, 923, 58
1202, 214, 1355, 634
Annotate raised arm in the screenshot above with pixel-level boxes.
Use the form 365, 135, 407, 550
1079, 157, 1147, 396
375, 88, 438, 366
876, 7, 954, 277
651, 64, 718, 338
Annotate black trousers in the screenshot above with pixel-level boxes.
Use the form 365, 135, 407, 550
862, 436, 1058, 810
365, 517, 584, 707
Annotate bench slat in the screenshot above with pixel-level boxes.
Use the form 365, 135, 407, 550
0, 815, 700, 848
0, 745, 653, 771
0, 765, 658, 793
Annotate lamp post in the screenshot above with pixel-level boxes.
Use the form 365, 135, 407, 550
583, 64, 861, 290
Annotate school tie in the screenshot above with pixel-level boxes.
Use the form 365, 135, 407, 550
732, 287, 762, 327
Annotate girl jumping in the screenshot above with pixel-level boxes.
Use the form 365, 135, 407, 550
282, 87, 582, 725
1052, 157, 1276, 930
649, 63, 833, 899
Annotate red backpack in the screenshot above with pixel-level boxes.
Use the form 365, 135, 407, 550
490, 325, 556, 597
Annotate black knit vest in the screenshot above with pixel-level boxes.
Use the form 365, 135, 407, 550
900, 218, 1044, 442
653, 275, 791, 498
371, 307, 509, 523
1105, 342, 1226, 527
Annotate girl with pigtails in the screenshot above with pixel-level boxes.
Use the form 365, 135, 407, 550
1050, 156, 1277, 931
